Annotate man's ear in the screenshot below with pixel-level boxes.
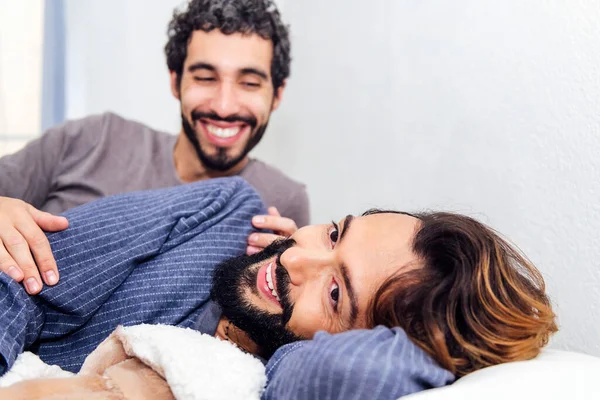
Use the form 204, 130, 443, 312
271, 80, 287, 112
170, 70, 181, 100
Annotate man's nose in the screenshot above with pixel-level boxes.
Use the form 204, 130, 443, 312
279, 247, 334, 286
210, 81, 241, 116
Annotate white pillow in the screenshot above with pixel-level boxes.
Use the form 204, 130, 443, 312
403, 350, 600, 400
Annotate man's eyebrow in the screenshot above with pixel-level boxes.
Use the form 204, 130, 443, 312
188, 62, 216, 73
341, 263, 358, 328
339, 215, 358, 327
239, 67, 268, 80
339, 214, 354, 244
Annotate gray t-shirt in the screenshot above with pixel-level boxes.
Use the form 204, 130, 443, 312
0, 112, 310, 227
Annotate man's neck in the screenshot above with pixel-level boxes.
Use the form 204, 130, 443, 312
214, 318, 260, 355
173, 132, 249, 183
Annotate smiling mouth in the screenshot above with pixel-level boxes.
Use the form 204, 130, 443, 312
265, 262, 280, 301
205, 123, 243, 138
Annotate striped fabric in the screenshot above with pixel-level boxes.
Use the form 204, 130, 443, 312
0, 176, 453, 399
0, 176, 265, 374
264, 327, 455, 400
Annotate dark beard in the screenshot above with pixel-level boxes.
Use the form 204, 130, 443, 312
182, 110, 268, 172
210, 239, 303, 358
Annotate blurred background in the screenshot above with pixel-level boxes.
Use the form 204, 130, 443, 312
1, 0, 599, 356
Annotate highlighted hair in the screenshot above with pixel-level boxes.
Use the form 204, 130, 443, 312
366, 211, 557, 377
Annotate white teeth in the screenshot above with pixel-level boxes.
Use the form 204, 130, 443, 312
206, 124, 240, 138
265, 263, 279, 300
266, 263, 273, 290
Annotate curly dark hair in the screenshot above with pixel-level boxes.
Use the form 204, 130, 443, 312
165, 0, 291, 92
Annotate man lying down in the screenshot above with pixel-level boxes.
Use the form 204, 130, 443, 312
0, 177, 557, 399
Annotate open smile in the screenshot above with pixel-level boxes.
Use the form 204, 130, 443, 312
198, 119, 249, 147
257, 261, 281, 307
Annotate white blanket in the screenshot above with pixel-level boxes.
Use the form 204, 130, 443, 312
0, 324, 267, 400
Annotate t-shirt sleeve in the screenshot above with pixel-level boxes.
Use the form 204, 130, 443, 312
263, 327, 455, 400
0, 124, 67, 207
0, 115, 105, 208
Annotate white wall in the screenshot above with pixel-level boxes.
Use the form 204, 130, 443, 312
64, 0, 600, 356
64, 0, 184, 131
0, 0, 44, 156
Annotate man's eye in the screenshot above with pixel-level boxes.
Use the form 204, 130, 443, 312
194, 77, 215, 82
329, 222, 339, 244
329, 281, 340, 309
242, 82, 260, 87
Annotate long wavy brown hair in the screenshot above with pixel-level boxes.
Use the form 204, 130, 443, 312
366, 211, 558, 377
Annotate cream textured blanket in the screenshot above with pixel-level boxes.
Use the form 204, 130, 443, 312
0, 324, 267, 400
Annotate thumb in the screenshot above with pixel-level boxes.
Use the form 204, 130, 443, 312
30, 208, 69, 232
267, 206, 281, 217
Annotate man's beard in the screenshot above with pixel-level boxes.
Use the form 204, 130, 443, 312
210, 239, 303, 358
182, 110, 268, 172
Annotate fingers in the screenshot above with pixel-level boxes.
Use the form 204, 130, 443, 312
251, 213, 298, 237
0, 239, 23, 281
0, 197, 61, 295
267, 206, 281, 217
0, 228, 43, 294
28, 207, 63, 286
248, 207, 298, 255
30, 206, 69, 232
15, 215, 60, 288
247, 232, 285, 255
246, 245, 262, 255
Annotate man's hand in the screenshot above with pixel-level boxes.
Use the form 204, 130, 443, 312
247, 207, 298, 255
0, 197, 68, 294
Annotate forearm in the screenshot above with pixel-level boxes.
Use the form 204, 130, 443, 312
0, 374, 122, 400
0, 359, 174, 400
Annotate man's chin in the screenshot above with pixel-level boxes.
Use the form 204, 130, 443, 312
195, 142, 247, 172
210, 239, 301, 357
